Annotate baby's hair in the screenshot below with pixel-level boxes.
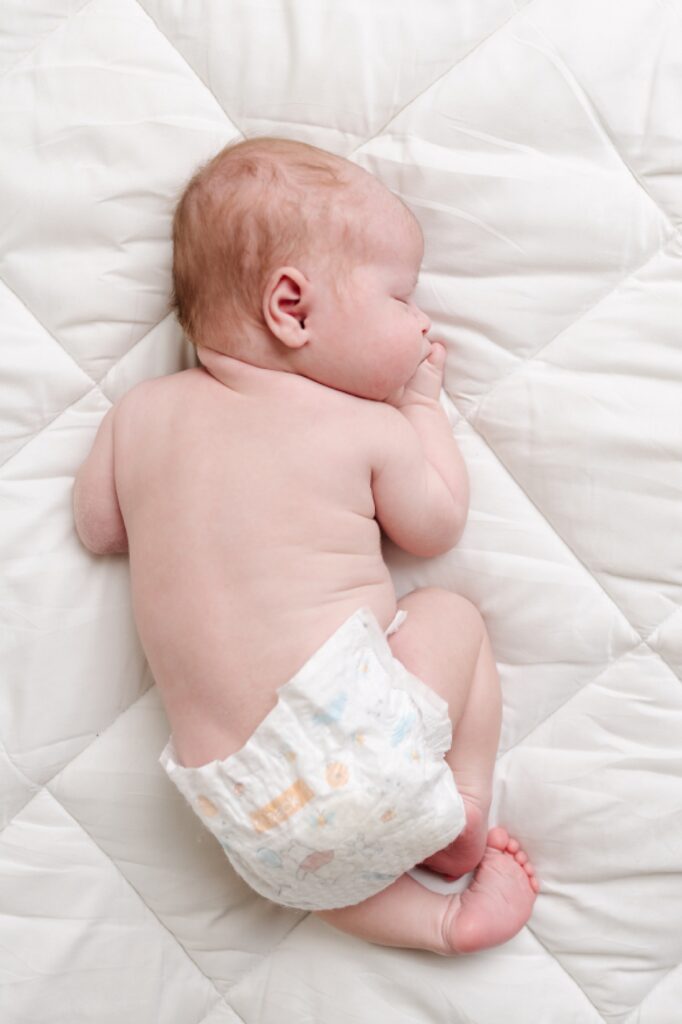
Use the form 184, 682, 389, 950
170, 136, 365, 350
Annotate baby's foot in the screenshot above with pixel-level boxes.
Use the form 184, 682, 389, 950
439, 828, 540, 955
417, 792, 489, 880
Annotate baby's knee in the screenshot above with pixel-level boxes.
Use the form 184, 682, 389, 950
402, 586, 487, 642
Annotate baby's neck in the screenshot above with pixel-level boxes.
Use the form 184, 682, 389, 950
196, 344, 294, 390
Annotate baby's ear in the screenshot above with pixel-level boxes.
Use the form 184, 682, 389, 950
262, 266, 310, 349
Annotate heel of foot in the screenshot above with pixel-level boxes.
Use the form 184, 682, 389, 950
440, 834, 539, 954
418, 795, 489, 880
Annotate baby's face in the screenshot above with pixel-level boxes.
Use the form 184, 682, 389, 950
307, 186, 432, 401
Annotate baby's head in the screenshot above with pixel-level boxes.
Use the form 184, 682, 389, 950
171, 137, 431, 400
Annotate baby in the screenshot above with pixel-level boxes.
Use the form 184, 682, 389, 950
73, 137, 538, 955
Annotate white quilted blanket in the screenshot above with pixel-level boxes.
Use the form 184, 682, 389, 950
2, 2, 681, 1022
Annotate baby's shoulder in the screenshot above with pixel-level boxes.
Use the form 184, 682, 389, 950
117, 367, 204, 407
113, 368, 206, 437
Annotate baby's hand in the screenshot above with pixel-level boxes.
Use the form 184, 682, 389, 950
387, 342, 446, 410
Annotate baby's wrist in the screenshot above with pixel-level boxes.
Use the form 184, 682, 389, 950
395, 392, 443, 417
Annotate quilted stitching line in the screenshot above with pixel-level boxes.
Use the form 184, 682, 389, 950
38, 787, 228, 1006
346, 0, 539, 163
644, 602, 682, 646
0, 737, 42, 837
514, 14, 679, 234
456, 225, 680, 426
0, 268, 99, 388
623, 961, 682, 1024
522, 925, 609, 1024
34, 683, 309, 1009
132, 0, 248, 141
0, 382, 100, 475
198, 1001, 248, 1024
525, 845, 682, 1017
496, 637, 648, 762
443, 340, 682, 662
641, 636, 681, 688
0, 669, 155, 840
439, 413, 682, 755
1, 677, 312, 979
434, 411, 682, 760
221, 910, 315, 1012
0, 0, 97, 84
520, 925, 606, 1019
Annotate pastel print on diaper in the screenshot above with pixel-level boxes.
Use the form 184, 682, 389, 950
196, 795, 219, 817
250, 778, 315, 833
390, 710, 416, 747
312, 690, 348, 726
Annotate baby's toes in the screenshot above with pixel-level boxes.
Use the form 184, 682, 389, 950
520, 859, 540, 892
515, 850, 528, 866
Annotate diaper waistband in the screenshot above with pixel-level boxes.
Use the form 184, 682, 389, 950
159, 605, 407, 777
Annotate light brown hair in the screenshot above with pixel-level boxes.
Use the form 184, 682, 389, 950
170, 137, 367, 350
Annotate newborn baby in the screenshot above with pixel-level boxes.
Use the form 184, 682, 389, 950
73, 137, 538, 955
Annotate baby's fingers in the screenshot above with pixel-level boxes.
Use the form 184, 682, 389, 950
405, 342, 445, 401
428, 341, 446, 369
427, 341, 446, 380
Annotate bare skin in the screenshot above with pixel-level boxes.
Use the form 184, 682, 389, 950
73, 162, 538, 953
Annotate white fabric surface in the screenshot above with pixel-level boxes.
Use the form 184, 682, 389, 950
1, 1, 681, 1021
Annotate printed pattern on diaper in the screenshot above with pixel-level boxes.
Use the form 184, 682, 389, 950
325, 761, 349, 787
298, 849, 335, 875
196, 795, 219, 817
250, 778, 315, 833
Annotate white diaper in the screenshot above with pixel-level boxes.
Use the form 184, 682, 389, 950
158, 607, 465, 911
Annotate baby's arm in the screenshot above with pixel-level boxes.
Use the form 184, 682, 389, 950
372, 344, 469, 557
73, 405, 129, 555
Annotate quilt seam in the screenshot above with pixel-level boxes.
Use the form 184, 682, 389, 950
198, 999, 248, 1024
0, 266, 101, 394
496, 637, 648, 761
0, 382, 101, 476
515, 12, 680, 234
622, 960, 682, 1024
1, 679, 310, 999
523, 925, 609, 1024
0, 675, 154, 840
347, 0, 539, 163
132, 0, 248, 141
0, 0, 97, 84
40, 786, 228, 1007
444, 394, 681, 669
457, 226, 680, 419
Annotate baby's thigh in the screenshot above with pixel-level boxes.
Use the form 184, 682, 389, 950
388, 587, 487, 727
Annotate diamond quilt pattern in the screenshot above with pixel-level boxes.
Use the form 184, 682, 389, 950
1, 2, 681, 1022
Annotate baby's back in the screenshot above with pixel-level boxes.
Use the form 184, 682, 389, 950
114, 364, 397, 767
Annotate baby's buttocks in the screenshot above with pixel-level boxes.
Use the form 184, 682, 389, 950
158, 606, 465, 911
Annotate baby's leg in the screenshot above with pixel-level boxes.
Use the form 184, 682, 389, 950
388, 587, 502, 879
316, 828, 538, 954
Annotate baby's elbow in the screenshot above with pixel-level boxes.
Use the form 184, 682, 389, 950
73, 482, 128, 556
406, 506, 466, 559
78, 530, 128, 556
428, 520, 464, 557
423, 491, 468, 557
